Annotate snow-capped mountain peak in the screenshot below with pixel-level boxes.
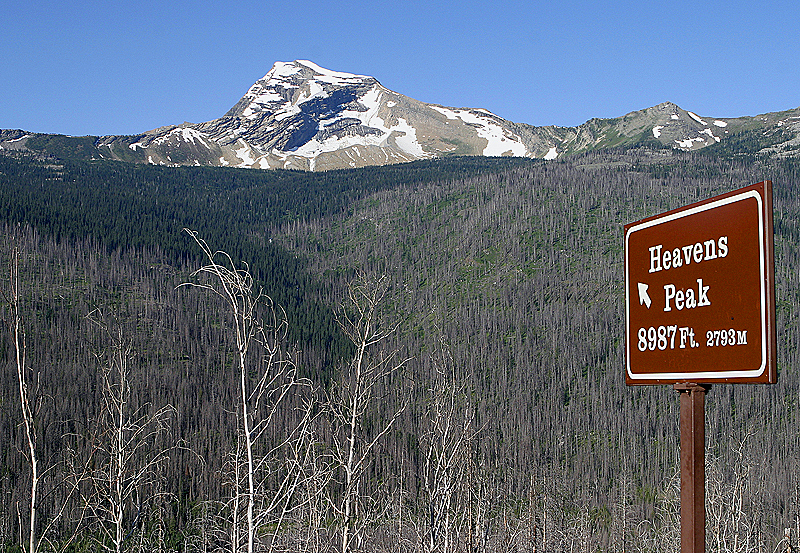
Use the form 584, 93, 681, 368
167, 59, 539, 170
232, 60, 377, 121
12, 60, 796, 171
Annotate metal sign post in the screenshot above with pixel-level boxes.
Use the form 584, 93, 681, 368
624, 182, 776, 553
675, 383, 710, 553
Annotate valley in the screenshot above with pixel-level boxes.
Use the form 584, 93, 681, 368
1, 141, 799, 551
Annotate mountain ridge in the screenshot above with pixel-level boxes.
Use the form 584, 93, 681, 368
3, 60, 800, 170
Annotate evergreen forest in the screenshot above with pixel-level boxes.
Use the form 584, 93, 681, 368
2, 142, 800, 553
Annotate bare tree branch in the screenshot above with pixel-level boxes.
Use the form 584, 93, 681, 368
181, 229, 314, 553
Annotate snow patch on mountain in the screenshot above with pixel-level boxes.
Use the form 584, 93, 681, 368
241, 91, 284, 118
177, 127, 212, 147
391, 118, 426, 157
431, 106, 458, 120
269, 61, 302, 81
295, 60, 368, 83
429, 106, 527, 156
700, 128, 720, 142
675, 137, 705, 148
234, 140, 257, 165
688, 112, 707, 125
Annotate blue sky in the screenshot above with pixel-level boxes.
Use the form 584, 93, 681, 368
2, 0, 798, 137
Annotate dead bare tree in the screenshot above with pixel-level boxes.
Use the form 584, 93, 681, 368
3, 245, 89, 553
83, 311, 177, 553
631, 468, 680, 553
6, 246, 40, 553
706, 429, 766, 553
419, 335, 479, 553
326, 273, 410, 553
611, 467, 634, 553
181, 230, 313, 553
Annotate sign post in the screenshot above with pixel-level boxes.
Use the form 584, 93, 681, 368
624, 181, 776, 553
675, 382, 709, 553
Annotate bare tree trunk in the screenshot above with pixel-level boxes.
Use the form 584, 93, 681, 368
8, 247, 39, 553
182, 230, 313, 553
240, 344, 256, 553
2, 246, 50, 553
421, 335, 479, 553
84, 312, 176, 553
327, 273, 410, 553
341, 332, 366, 553
3, 242, 93, 553
231, 433, 242, 553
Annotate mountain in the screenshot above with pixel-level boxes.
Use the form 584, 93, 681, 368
3, 76, 800, 548
3, 60, 800, 170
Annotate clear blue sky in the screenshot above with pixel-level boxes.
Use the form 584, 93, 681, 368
2, 0, 798, 137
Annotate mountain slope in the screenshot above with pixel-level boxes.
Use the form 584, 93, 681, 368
3, 60, 800, 170
98, 60, 549, 171
3, 148, 800, 550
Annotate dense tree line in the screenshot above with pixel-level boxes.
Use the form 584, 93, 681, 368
1, 147, 799, 551
0, 154, 532, 381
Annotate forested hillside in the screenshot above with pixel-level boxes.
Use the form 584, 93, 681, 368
1, 145, 799, 552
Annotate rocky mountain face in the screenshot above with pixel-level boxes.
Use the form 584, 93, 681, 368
3, 60, 800, 170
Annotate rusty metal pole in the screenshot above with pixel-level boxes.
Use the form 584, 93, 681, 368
674, 383, 711, 553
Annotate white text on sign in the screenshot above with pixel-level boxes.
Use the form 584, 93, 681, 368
648, 236, 728, 273
637, 325, 699, 351
663, 279, 711, 312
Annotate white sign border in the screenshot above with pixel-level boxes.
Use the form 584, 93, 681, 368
625, 189, 767, 382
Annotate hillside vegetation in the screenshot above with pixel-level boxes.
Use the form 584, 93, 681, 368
1, 146, 799, 552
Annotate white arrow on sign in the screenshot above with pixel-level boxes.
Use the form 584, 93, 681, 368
638, 282, 652, 309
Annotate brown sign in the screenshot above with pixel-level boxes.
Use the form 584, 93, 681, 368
625, 181, 776, 385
